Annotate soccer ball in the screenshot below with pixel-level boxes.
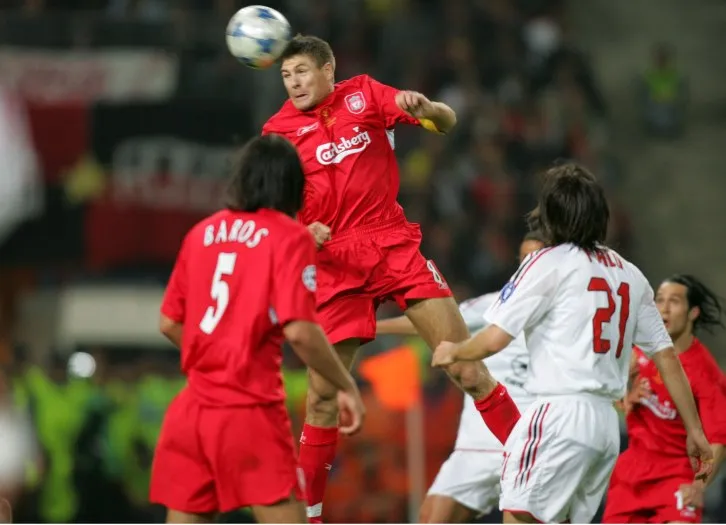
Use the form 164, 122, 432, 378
225, 5, 292, 70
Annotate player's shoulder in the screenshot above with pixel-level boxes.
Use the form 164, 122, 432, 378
335, 74, 391, 102
519, 244, 567, 272
263, 100, 301, 134
684, 339, 724, 376
616, 254, 652, 286
609, 248, 637, 271
335, 74, 373, 91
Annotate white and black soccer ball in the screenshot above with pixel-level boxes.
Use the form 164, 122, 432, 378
225, 5, 292, 70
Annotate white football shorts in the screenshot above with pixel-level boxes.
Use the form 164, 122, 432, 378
499, 395, 619, 523
427, 449, 504, 515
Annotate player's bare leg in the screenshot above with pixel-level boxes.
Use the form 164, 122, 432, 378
404, 297, 496, 397
252, 494, 307, 523
165, 509, 217, 524
503, 510, 538, 523
300, 338, 360, 522
419, 494, 476, 524
405, 297, 521, 445
305, 338, 360, 427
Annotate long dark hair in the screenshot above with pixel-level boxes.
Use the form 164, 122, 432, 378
664, 274, 725, 333
527, 162, 609, 252
226, 134, 305, 217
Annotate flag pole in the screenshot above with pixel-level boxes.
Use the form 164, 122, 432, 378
406, 397, 425, 523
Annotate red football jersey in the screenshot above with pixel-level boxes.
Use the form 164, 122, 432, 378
161, 208, 318, 406
262, 74, 422, 234
627, 340, 726, 461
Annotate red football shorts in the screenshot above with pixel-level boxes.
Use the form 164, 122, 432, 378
149, 388, 304, 514
602, 448, 702, 523
316, 217, 453, 344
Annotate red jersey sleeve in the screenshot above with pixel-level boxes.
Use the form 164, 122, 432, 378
366, 75, 422, 129
160, 237, 189, 323
693, 354, 726, 445
272, 228, 318, 326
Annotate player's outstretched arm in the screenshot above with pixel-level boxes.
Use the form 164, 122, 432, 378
376, 316, 417, 336
652, 348, 704, 433
432, 325, 513, 367
395, 91, 457, 134
284, 320, 365, 434
652, 347, 714, 478
159, 314, 183, 348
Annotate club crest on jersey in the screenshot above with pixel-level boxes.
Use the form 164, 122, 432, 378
344, 91, 366, 114
302, 264, 317, 292
499, 282, 516, 303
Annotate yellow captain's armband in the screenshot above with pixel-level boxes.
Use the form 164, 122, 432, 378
419, 118, 444, 134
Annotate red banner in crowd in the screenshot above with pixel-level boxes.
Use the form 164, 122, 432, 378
84, 102, 253, 269
25, 101, 89, 184
14, 100, 254, 269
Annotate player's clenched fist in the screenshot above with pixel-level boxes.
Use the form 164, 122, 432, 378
432, 340, 460, 367
307, 221, 331, 248
395, 90, 434, 119
336, 389, 365, 436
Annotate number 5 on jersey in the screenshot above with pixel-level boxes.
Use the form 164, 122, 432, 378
588, 277, 630, 358
200, 252, 238, 334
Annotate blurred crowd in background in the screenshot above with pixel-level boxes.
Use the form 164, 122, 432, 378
0, 0, 720, 523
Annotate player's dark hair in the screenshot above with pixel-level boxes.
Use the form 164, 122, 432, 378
226, 134, 304, 217
663, 274, 725, 333
523, 229, 546, 244
527, 162, 609, 252
280, 34, 335, 68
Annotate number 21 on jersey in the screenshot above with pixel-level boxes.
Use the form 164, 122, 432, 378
587, 277, 630, 358
200, 252, 237, 334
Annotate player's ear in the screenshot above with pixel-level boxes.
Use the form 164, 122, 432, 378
688, 305, 701, 323
323, 61, 334, 82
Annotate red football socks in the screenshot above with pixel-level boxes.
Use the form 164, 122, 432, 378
298, 424, 339, 524
475, 383, 521, 445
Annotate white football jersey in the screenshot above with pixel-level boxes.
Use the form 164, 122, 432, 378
484, 244, 673, 400
454, 293, 536, 450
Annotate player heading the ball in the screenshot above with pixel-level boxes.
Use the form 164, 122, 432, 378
264, 35, 520, 523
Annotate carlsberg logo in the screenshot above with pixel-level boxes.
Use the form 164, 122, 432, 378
316, 127, 371, 165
